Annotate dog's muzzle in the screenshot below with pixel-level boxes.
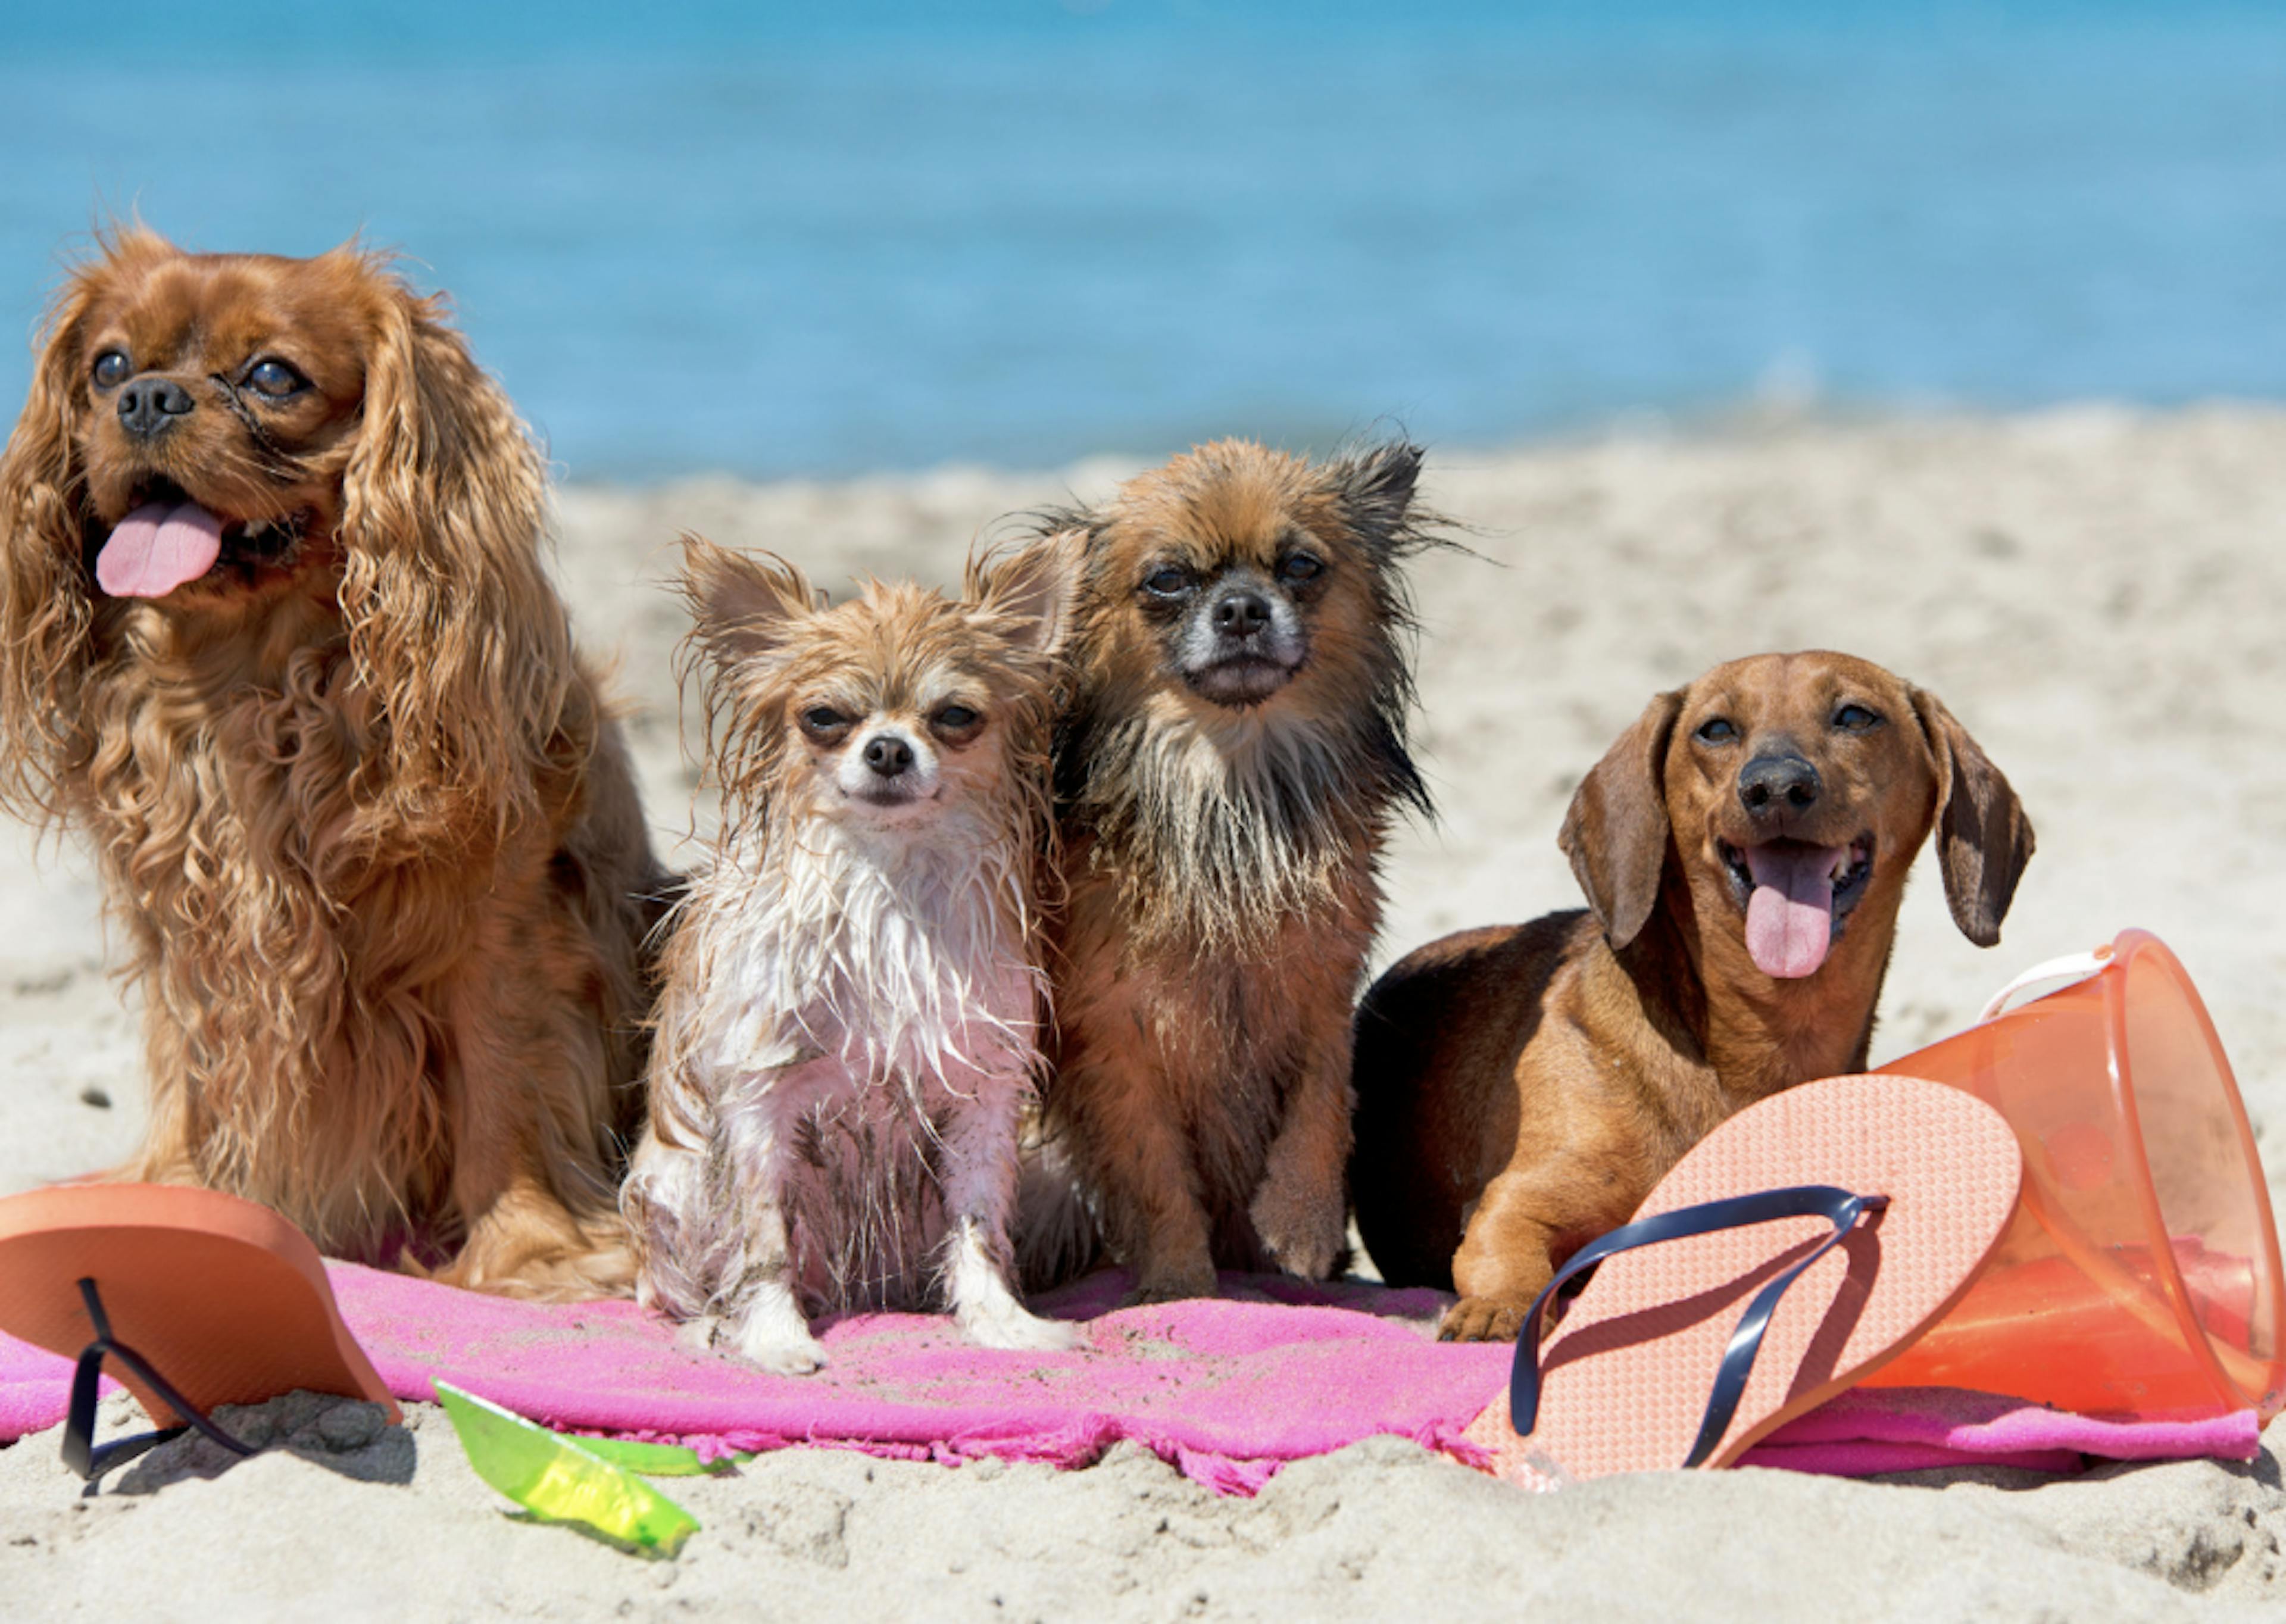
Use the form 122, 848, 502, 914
1182, 583, 1305, 707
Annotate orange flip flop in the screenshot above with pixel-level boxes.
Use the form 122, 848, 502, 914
1466, 1073, 2022, 1485
0, 1183, 398, 1486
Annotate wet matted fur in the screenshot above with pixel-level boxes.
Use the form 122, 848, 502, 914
0, 229, 672, 1298
623, 536, 1079, 1373
1029, 438, 1442, 1303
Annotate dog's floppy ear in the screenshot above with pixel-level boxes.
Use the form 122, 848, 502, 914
0, 251, 114, 819
676, 533, 816, 676
1909, 688, 2035, 947
337, 253, 567, 842
967, 532, 1079, 655
1560, 689, 1685, 950
1325, 440, 1425, 550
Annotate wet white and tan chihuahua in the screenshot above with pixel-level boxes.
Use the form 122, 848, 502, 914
623, 536, 1079, 1373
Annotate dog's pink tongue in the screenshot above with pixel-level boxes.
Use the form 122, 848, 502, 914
1743, 843, 1848, 979
95, 501, 224, 598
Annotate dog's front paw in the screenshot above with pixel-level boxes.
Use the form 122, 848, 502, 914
1438, 1295, 1532, 1343
732, 1326, 830, 1377
716, 1299, 829, 1375
963, 1304, 1082, 1354
1248, 1174, 1345, 1282
953, 1266, 1083, 1351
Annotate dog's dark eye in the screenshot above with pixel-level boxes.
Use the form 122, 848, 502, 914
1695, 718, 1738, 744
1834, 704, 1882, 731
1142, 566, 1193, 598
91, 350, 131, 389
932, 704, 980, 732
800, 705, 851, 738
246, 359, 308, 399
1279, 554, 1323, 583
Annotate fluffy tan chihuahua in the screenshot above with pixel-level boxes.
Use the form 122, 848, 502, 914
623, 537, 1078, 1373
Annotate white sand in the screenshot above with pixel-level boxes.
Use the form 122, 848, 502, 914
5, 407, 2285, 1619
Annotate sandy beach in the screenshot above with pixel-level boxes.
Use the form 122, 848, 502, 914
4, 407, 2285, 1620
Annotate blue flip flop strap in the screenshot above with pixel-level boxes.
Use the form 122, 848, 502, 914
1507, 1185, 1891, 1469
61, 1276, 258, 1488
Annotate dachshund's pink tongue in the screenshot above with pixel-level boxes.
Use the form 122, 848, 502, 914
1743, 843, 1849, 979
96, 500, 224, 598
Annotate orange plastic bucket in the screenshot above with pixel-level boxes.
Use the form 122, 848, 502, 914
1862, 930, 2285, 1422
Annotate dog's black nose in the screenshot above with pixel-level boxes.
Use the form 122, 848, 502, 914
1739, 754, 1821, 819
117, 378, 196, 440
1213, 591, 1272, 639
862, 735, 914, 778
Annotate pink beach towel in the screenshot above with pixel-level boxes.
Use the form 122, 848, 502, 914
1, 1265, 1509, 1494
0, 1265, 2258, 1492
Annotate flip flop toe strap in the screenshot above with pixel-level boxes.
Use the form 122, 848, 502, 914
1508, 1185, 1891, 1469
62, 1277, 258, 1487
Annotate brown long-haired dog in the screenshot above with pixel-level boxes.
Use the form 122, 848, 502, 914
1032, 438, 1441, 1304
1351, 652, 2034, 1340
0, 229, 671, 1298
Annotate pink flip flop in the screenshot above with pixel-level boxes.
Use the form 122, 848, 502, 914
0, 1184, 398, 1486
1466, 1073, 2022, 1485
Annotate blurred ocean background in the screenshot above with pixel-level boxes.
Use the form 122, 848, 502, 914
3, 1, 2283, 480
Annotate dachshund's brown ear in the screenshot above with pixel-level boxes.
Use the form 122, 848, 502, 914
1560, 689, 1684, 950
967, 532, 1079, 655
0, 260, 110, 819
1910, 688, 2035, 947
338, 260, 567, 842
675, 534, 816, 676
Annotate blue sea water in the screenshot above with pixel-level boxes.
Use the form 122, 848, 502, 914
2, 2, 2284, 479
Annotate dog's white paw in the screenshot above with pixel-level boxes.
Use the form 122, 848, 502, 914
717, 1296, 828, 1375
961, 1302, 1082, 1354
944, 1216, 1078, 1353
735, 1325, 829, 1376
751, 1336, 829, 1376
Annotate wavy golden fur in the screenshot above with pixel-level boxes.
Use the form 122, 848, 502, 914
0, 229, 672, 1297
